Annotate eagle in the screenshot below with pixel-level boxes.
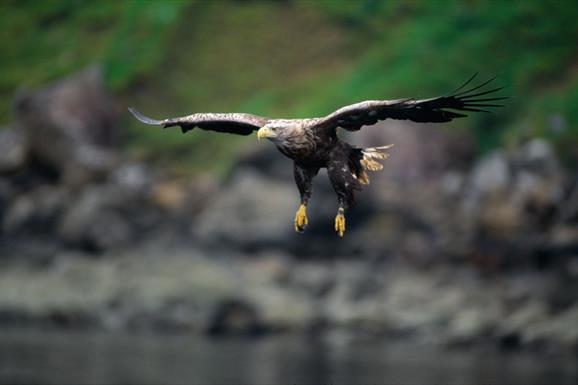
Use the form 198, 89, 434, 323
129, 74, 505, 237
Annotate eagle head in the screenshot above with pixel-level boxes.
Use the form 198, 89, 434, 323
257, 121, 296, 142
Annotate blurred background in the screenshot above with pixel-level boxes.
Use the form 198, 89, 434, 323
1, 0, 577, 384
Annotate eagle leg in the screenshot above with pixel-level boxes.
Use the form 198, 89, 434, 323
293, 163, 319, 233
334, 207, 346, 238
294, 204, 308, 233
328, 154, 360, 238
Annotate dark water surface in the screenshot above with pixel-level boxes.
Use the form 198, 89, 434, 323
0, 329, 576, 385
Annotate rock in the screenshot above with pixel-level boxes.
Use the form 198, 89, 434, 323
517, 138, 560, 174
0, 63, 577, 352
192, 169, 296, 248
13, 66, 120, 186
515, 140, 564, 205
447, 308, 494, 344
523, 305, 578, 348
0, 128, 27, 173
288, 261, 334, 297
2, 185, 69, 234
57, 184, 138, 251
558, 181, 578, 223
52, 160, 173, 252
0, 178, 14, 222
149, 181, 189, 211
192, 142, 377, 255
233, 145, 292, 182
499, 301, 548, 342
468, 150, 510, 198
206, 299, 268, 336
110, 162, 153, 192
149, 175, 216, 213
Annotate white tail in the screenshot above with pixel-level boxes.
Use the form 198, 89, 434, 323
360, 144, 393, 171
353, 144, 393, 185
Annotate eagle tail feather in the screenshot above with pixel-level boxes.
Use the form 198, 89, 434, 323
350, 144, 393, 185
361, 144, 393, 170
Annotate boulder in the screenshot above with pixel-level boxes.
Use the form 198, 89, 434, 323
3, 185, 70, 235
0, 127, 27, 173
192, 169, 297, 248
206, 299, 269, 336
57, 180, 157, 252
12, 66, 120, 186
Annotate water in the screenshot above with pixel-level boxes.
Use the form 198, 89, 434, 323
0, 329, 576, 385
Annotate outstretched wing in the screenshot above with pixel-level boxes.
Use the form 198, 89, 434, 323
128, 107, 268, 136
313, 74, 507, 132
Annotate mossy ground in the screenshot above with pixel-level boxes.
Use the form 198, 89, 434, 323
2, 0, 577, 173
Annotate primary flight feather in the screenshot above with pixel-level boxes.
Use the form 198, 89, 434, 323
129, 74, 505, 237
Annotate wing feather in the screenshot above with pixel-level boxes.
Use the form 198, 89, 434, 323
313, 75, 507, 131
128, 107, 268, 136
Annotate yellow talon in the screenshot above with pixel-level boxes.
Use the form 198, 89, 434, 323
334, 211, 346, 238
294, 204, 308, 233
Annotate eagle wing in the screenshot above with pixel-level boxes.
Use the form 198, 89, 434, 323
312, 74, 507, 132
128, 107, 268, 136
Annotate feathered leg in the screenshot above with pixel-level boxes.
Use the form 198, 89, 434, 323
293, 163, 319, 233
328, 159, 360, 238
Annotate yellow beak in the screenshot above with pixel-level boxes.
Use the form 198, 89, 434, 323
257, 127, 275, 140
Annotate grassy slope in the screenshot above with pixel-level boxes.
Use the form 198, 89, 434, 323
307, 0, 578, 155
1, 0, 577, 173
121, 1, 363, 175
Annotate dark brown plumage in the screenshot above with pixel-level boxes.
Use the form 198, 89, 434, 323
129, 74, 505, 237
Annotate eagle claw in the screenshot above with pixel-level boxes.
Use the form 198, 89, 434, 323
294, 204, 308, 233
334, 211, 346, 238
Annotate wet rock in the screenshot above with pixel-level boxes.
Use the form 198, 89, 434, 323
206, 299, 268, 336
499, 301, 548, 342
523, 305, 578, 348
447, 307, 495, 344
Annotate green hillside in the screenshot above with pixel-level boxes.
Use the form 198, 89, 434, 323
2, 0, 577, 173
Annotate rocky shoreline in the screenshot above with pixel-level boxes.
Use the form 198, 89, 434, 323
0, 68, 577, 351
